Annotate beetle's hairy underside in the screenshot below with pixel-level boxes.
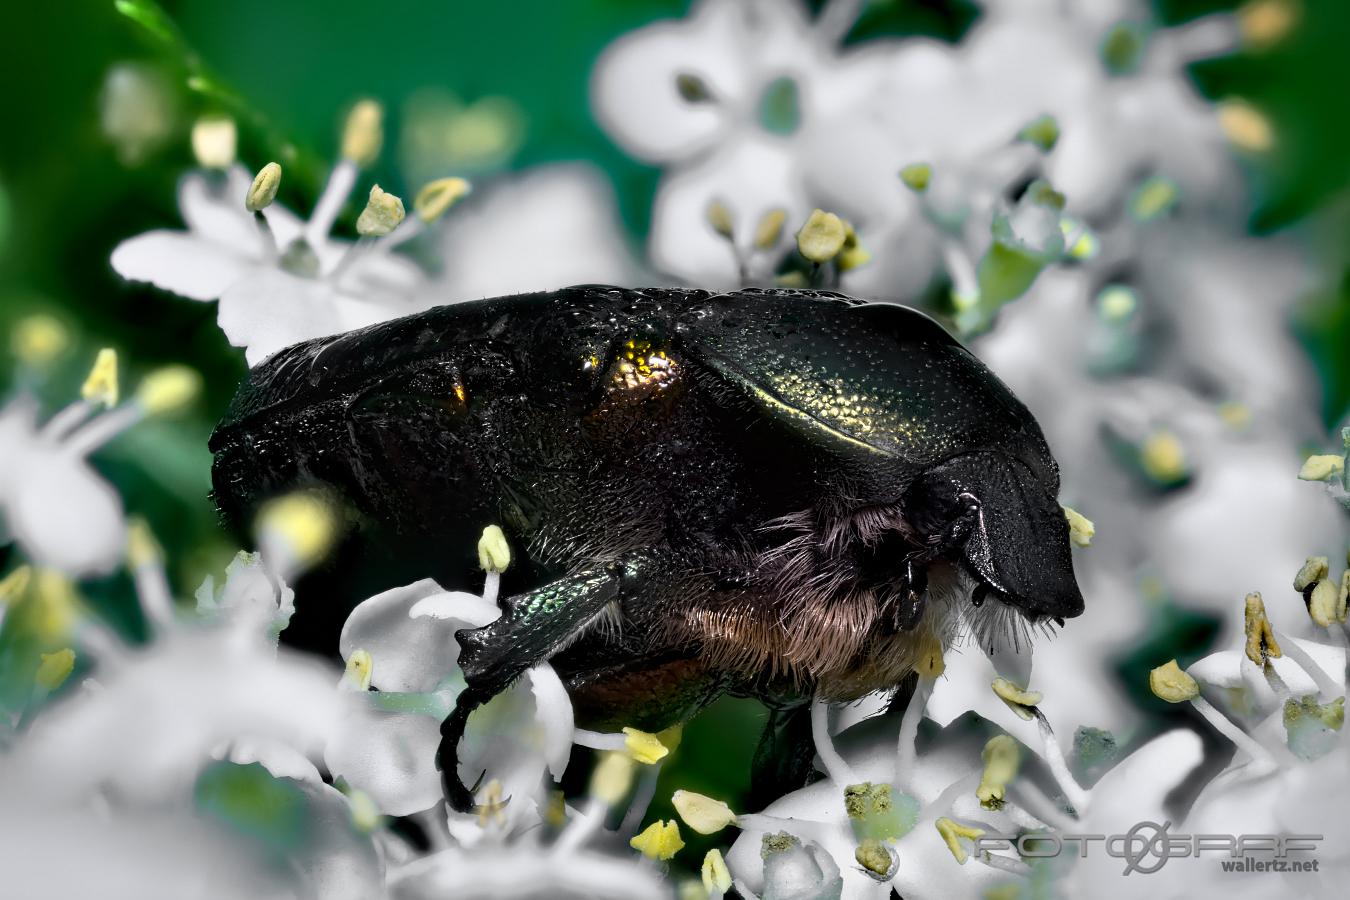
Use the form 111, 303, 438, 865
210, 285, 1085, 811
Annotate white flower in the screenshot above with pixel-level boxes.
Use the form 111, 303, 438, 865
112, 164, 424, 365
325, 576, 574, 829
0, 398, 125, 576
591, 0, 929, 292
387, 843, 669, 900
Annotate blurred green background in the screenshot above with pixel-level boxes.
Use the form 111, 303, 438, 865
1, 0, 1348, 845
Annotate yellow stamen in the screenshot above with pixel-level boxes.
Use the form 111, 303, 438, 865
991, 677, 1041, 720
414, 177, 471, 223
81, 348, 120, 408
343, 649, 373, 691
936, 817, 985, 864
630, 819, 684, 860
125, 517, 161, 570
477, 525, 511, 573
257, 490, 337, 569
477, 779, 508, 827
245, 162, 282, 213
753, 208, 787, 250
623, 726, 670, 764
1238, 0, 1300, 49
341, 99, 384, 167
1218, 99, 1274, 152
355, 185, 405, 237
0, 566, 33, 605
672, 790, 736, 835
1149, 659, 1199, 703
1062, 505, 1094, 547
11, 315, 70, 367
701, 848, 732, 894
796, 209, 846, 263
1244, 592, 1282, 664
977, 734, 1020, 810
135, 365, 202, 415
1298, 454, 1345, 482
190, 117, 236, 169
35, 647, 76, 691
1294, 556, 1329, 592
590, 751, 635, 805
898, 162, 931, 193
705, 200, 734, 239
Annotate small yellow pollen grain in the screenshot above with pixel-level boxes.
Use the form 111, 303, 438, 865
991, 677, 1042, 720
35, 647, 76, 691
1140, 430, 1188, 484
341, 99, 384, 167
1097, 285, 1137, 322
0, 566, 33, 605
125, 517, 161, 570
135, 365, 202, 416
701, 848, 732, 894
1294, 556, 1329, 593
796, 209, 847, 263
1149, 659, 1199, 703
414, 177, 471, 223
1244, 592, 1282, 664
705, 200, 734, 239
257, 491, 338, 569
630, 819, 684, 860
672, 790, 737, 835
936, 817, 985, 864
1062, 505, 1094, 548
12, 315, 70, 367
544, 789, 568, 829
977, 734, 1020, 809
81, 348, 120, 408
1218, 99, 1275, 152
343, 648, 373, 691
1238, 0, 1300, 50
246, 162, 282, 213
477, 525, 511, 573
355, 185, 406, 237
623, 726, 670, 764
591, 751, 636, 805
1298, 454, 1345, 482
31, 570, 81, 642
190, 117, 236, 169
753, 208, 787, 250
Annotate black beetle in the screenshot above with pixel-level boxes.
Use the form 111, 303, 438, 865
210, 285, 1084, 811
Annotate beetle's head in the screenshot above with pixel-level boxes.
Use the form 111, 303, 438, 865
903, 451, 1084, 623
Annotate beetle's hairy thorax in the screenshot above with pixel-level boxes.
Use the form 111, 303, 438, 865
651, 508, 968, 702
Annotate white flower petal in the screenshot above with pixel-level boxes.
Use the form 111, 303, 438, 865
111, 230, 257, 301
324, 692, 448, 817
340, 579, 488, 693
7, 452, 126, 577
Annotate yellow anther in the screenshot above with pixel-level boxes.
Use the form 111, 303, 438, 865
855, 839, 897, 879
11, 315, 70, 367
477, 525, 511, 573
246, 162, 282, 213
796, 209, 846, 263
35, 647, 77, 691
672, 790, 737, 835
623, 726, 670, 764
355, 185, 405, 237
936, 817, 985, 864
135, 365, 202, 415
477, 779, 508, 827
0, 566, 33, 605
1149, 659, 1200, 703
1308, 578, 1342, 628
1298, 455, 1345, 482
341, 99, 384, 167
705, 200, 734, 239
1141, 429, 1188, 483
590, 751, 635, 805
343, 649, 373, 691
753, 208, 787, 250
991, 677, 1042, 720
630, 819, 684, 860
1218, 99, 1274, 152
414, 177, 471, 223
81, 348, 120, 408
1062, 506, 1094, 548
125, 517, 161, 570
914, 631, 945, 678
977, 734, 1020, 809
1244, 592, 1282, 664
837, 222, 871, 272
257, 491, 337, 569
898, 162, 931, 193
1294, 557, 1329, 592
191, 117, 236, 169
1238, 0, 1300, 50
346, 787, 383, 834
702, 848, 732, 894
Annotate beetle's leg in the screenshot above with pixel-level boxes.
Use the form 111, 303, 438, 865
438, 557, 647, 812
891, 557, 929, 631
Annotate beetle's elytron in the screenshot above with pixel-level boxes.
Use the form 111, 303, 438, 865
210, 286, 1084, 810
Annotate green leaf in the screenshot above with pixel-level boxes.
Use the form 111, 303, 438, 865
195, 760, 309, 854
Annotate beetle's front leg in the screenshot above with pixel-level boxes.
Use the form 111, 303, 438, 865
438, 557, 647, 812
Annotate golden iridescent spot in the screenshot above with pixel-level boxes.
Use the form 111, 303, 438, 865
452, 383, 467, 404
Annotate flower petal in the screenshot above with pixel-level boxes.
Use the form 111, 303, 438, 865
8, 452, 126, 577
111, 230, 257, 301
324, 693, 448, 817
